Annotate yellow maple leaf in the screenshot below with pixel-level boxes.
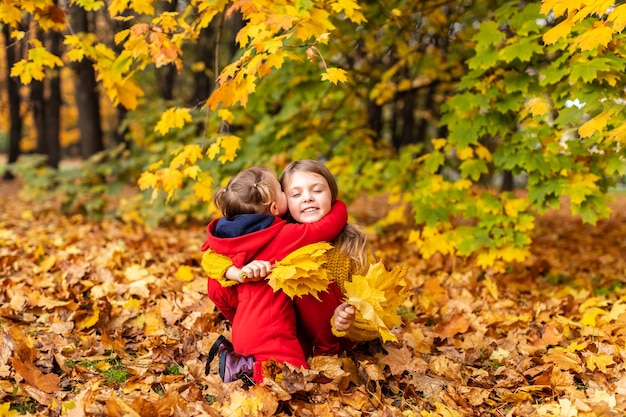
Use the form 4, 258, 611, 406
608, 4, 626, 33
77, 304, 100, 330
504, 197, 528, 217
344, 262, 408, 342
578, 108, 615, 138
161, 168, 183, 202
218, 108, 235, 124
170, 144, 203, 169
216, 389, 270, 417
267, 243, 332, 299
575, 22, 614, 51
321, 67, 348, 84
129, 0, 155, 15
586, 353, 615, 372
10, 40, 64, 84
193, 172, 214, 202
113, 79, 144, 110
543, 14, 574, 45
0, 3, 22, 26
218, 135, 241, 163
525, 96, 551, 117
137, 171, 157, 190
154, 108, 193, 136
579, 306, 605, 326
175, 265, 194, 282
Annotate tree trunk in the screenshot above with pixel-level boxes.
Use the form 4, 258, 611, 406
3, 25, 23, 180
367, 100, 382, 140
46, 30, 63, 169
397, 88, 417, 150
68, 4, 104, 159
31, 78, 46, 155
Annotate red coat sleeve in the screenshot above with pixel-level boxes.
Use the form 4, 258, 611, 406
257, 200, 348, 261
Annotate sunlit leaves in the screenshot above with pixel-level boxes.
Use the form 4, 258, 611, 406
575, 22, 613, 50
206, 135, 241, 163
138, 144, 205, 202
10, 40, 63, 84
74, 0, 105, 12
321, 67, 348, 84
154, 108, 193, 136
0, 2, 23, 26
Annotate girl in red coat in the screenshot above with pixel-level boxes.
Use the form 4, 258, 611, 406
201, 166, 348, 384
206, 160, 379, 367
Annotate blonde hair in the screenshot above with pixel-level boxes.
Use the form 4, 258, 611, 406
280, 159, 370, 272
214, 166, 277, 219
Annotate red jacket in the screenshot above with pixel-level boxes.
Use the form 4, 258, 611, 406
202, 201, 347, 368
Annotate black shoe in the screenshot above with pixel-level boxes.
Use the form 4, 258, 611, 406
206, 335, 232, 374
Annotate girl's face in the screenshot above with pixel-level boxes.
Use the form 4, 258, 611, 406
284, 171, 332, 223
270, 176, 288, 217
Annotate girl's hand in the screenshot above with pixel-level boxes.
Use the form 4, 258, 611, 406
238, 260, 273, 283
333, 302, 355, 332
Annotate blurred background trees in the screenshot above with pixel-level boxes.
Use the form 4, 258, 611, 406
1, 0, 625, 268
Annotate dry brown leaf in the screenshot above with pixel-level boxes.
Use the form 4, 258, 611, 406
434, 311, 472, 338
11, 357, 60, 394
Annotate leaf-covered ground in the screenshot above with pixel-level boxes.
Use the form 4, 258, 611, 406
1, 180, 626, 417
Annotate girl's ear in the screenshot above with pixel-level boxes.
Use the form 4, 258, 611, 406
269, 202, 280, 216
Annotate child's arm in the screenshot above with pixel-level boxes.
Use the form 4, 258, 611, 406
333, 303, 355, 331
201, 249, 239, 287
332, 312, 382, 341
203, 249, 272, 286
226, 260, 273, 283
277, 200, 348, 252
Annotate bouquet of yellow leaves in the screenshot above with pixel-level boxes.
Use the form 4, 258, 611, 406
267, 242, 332, 300
344, 262, 408, 342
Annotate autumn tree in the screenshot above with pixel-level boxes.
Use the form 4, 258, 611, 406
2, 0, 626, 268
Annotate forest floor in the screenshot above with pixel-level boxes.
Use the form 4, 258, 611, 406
1, 177, 626, 416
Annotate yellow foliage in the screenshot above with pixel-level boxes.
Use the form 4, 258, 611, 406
574, 22, 613, 51
540, 0, 583, 20
192, 172, 214, 202
10, 40, 64, 84
525, 97, 551, 117
608, 4, 626, 33
267, 243, 333, 300
432, 138, 447, 150
218, 109, 235, 124
409, 224, 457, 258
578, 107, 616, 138
0, 2, 22, 26
474, 143, 492, 162
321, 67, 348, 84
542, 14, 574, 45
456, 146, 473, 161
344, 262, 408, 342
154, 108, 193, 136
504, 197, 528, 217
